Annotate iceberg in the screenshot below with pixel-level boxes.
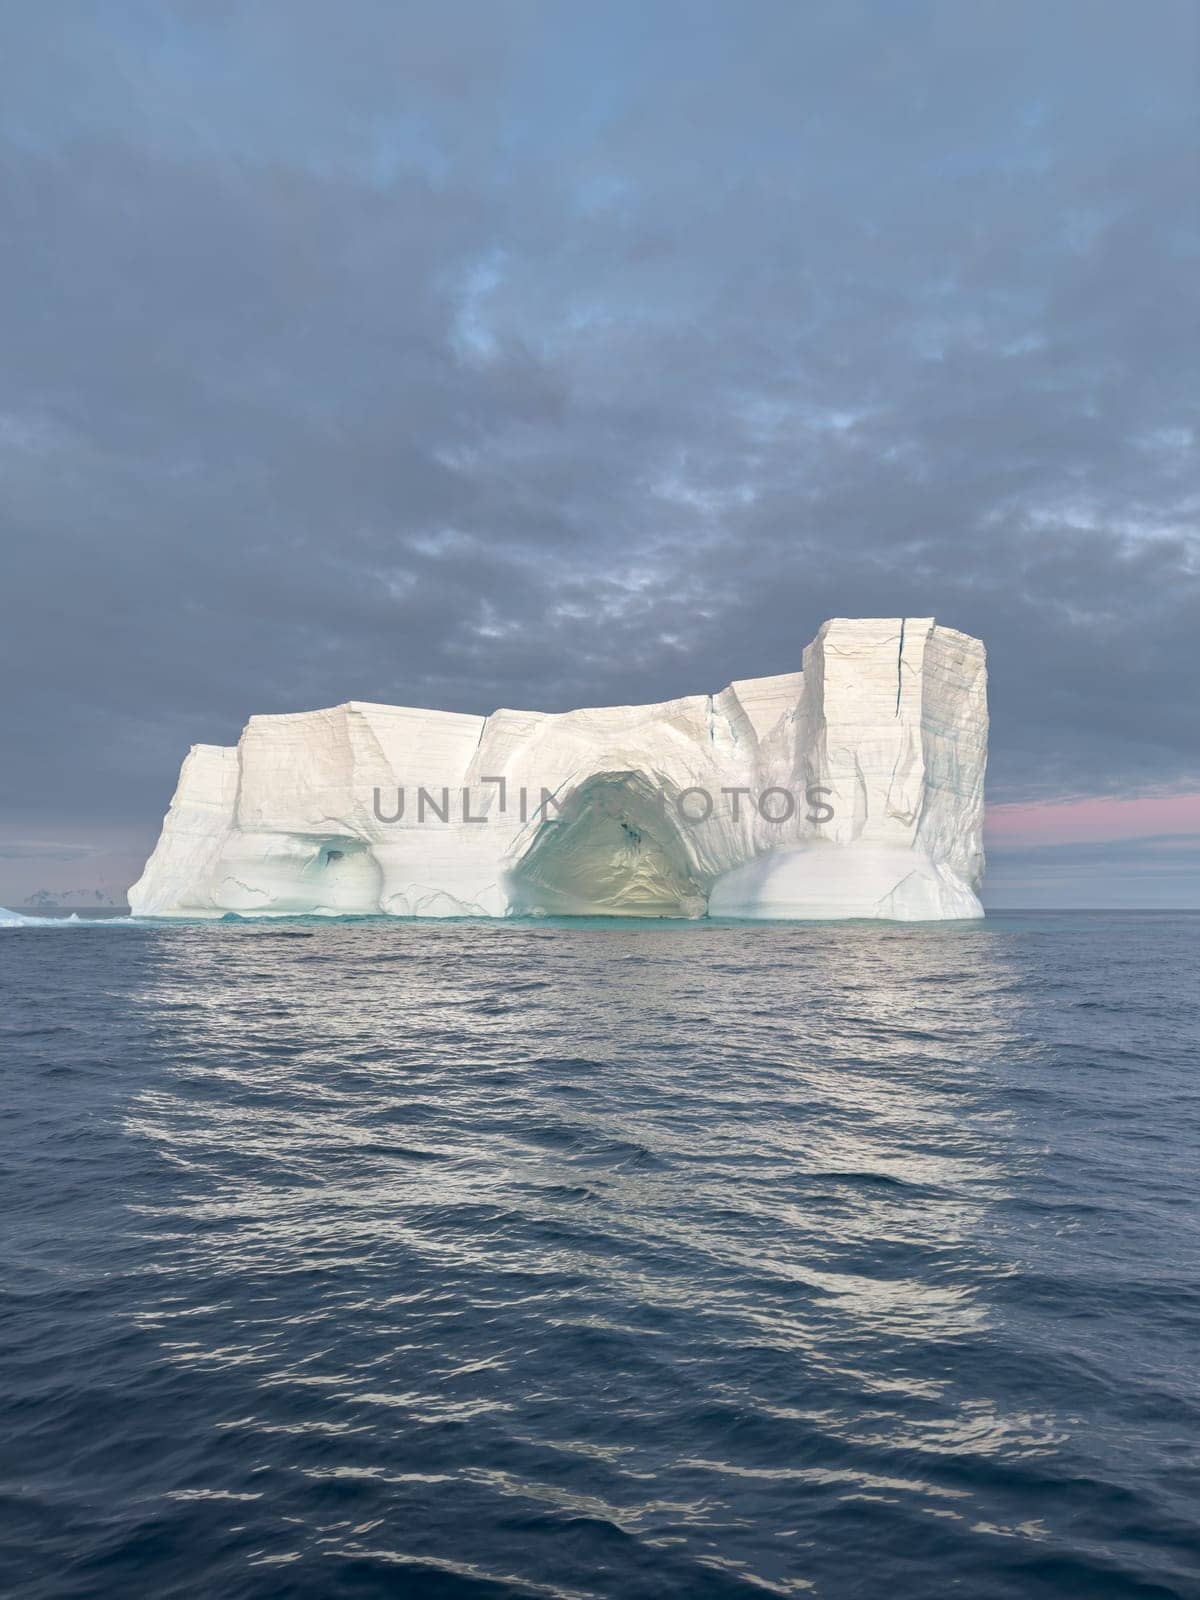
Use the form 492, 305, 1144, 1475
0, 906, 43, 926
129, 617, 987, 921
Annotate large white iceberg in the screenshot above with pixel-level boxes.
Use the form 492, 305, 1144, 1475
129, 617, 987, 921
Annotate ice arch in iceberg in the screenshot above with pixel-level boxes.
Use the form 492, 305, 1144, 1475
504, 773, 708, 918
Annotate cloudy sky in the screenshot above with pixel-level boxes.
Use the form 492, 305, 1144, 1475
1, 0, 1197, 906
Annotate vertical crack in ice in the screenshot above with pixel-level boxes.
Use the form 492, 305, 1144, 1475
895, 617, 906, 716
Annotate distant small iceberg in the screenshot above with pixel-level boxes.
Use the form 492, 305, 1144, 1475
0, 907, 129, 927
0, 906, 43, 926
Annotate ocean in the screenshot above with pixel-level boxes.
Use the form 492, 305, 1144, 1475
2, 912, 1198, 1598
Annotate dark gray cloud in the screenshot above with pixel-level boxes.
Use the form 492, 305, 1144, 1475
0, 0, 1197, 853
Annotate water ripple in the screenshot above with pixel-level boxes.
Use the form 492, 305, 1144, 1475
2, 912, 1198, 1597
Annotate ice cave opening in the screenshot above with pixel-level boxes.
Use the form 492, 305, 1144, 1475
294, 835, 381, 911
504, 773, 708, 918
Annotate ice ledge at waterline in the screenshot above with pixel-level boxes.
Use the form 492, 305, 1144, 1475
129, 618, 988, 922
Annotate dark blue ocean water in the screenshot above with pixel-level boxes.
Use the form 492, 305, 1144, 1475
2, 912, 1198, 1599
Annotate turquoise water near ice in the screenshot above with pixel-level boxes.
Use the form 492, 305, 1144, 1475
2, 912, 1198, 1597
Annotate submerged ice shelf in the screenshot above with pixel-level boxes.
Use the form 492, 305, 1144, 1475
130, 617, 988, 922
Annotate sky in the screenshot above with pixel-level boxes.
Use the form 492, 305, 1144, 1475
0, 0, 1197, 907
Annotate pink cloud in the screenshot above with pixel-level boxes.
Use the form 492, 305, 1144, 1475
985, 792, 1200, 849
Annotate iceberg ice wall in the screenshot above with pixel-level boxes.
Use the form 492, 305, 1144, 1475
129, 617, 988, 921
